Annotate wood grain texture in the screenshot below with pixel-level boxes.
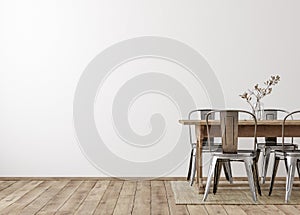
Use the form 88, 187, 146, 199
223, 205, 248, 215
113, 181, 137, 215
93, 180, 123, 215
0, 181, 16, 192
75, 181, 109, 215
275, 205, 300, 214
151, 181, 169, 215
179, 119, 300, 126
56, 180, 96, 214
0, 181, 54, 215
0, 179, 299, 214
37, 180, 82, 214
205, 205, 227, 215
187, 205, 208, 215
220, 112, 238, 153
132, 180, 151, 215
21, 180, 69, 215
164, 181, 189, 215
0, 181, 29, 201
0, 181, 42, 211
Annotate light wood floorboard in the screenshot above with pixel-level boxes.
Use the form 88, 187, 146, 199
113, 181, 136, 215
0, 180, 299, 214
36, 180, 82, 214
131, 180, 150, 215
150, 181, 169, 215
21, 180, 70, 215
56, 180, 96, 215
0, 181, 54, 215
75, 181, 110, 215
93, 180, 124, 215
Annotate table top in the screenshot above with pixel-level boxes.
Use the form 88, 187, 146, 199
179, 119, 300, 126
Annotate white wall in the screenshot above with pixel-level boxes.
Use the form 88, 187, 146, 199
0, 0, 299, 177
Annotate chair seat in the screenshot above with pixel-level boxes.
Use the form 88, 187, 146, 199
274, 149, 300, 157
211, 150, 256, 159
258, 142, 298, 184
257, 142, 297, 150
202, 145, 222, 152
191, 142, 223, 152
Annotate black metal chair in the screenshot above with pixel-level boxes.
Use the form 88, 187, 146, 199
257, 109, 298, 184
203, 110, 261, 202
268, 110, 300, 202
187, 109, 233, 186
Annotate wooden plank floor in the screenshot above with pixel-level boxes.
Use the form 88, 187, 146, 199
0, 180, 300, 214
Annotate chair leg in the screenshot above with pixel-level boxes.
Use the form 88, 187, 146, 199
297, 160, 300, 180
187, 149, 193, 181
213, 160, 222, 194
189, 147, 197, 186
253, 161, 262, 196
244, 158, 257, 202
284, 158, 289, 172
203, 157, 218, 202
285, 156, 297, 203
261, 147, 271, 184
269, 156, 280, 196
223, 160, 233, 184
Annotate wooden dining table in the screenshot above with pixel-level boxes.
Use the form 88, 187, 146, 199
179, 119, 300, 193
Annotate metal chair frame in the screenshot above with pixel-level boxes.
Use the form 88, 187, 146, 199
187, 109, 232, 186
257, 109, 298, 184
269, 110, 300, 203
203, 110, 261, 202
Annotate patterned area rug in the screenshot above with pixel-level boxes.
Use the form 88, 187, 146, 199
171, 181, 300, 204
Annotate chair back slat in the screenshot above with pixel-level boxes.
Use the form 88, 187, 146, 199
263, 109, 290, 145
282, 110, 300, 150
264, 110, 277, 120
188, 109, 215, 146
201, 110, 214, 120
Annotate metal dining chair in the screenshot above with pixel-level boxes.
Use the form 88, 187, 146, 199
187, 109, 233, 186
203, 110, 261, 202
268, 110, 300, 203
257, 109, 298, 184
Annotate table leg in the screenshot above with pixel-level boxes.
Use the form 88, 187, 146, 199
196, 125, 205, 193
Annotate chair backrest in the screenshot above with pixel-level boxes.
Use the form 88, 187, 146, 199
188, 109, 215, 145
282, 110, 300, 150
263, 109, 289, 144
263, 109, 289, 120
206, 110, 257, 153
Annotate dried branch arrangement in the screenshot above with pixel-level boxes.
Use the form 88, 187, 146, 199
240, 75, 280, 113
